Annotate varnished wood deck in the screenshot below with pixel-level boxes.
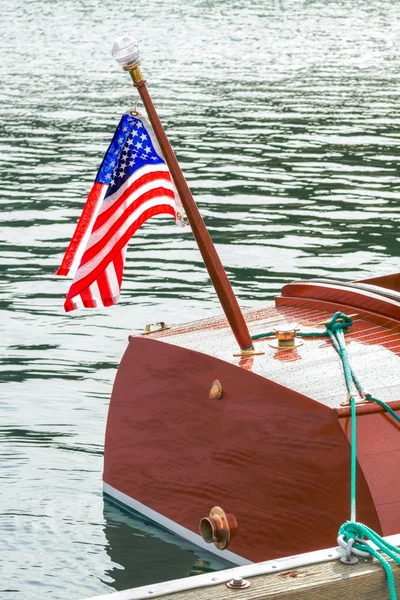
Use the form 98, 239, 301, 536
148, 304, 400, 409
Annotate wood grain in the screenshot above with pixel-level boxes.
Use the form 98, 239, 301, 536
159, 557, 400, 600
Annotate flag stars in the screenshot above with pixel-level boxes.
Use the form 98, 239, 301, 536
99, 120, 163, 185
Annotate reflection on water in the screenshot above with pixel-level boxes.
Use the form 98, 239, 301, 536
103, 499, 231, 592
1, 0, 400, 598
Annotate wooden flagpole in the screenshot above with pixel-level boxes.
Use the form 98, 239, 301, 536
112, 37, 255, 353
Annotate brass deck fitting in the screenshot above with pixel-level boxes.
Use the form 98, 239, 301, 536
269, 326, 303, 350
209, 380, 223, 400
141, 322, 170, 335
199, 506, 237, 550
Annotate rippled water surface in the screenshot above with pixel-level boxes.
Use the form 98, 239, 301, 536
1, 0, 400, 598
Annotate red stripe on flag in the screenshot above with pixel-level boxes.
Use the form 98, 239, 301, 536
80, 288, 96, 308
113, 252, 124, 288
81, 187, 175, 264
57, 182, 106, 276
65, 204, 175, 306
97, 270, 114, 307
94, 171, 172, 232
64, 297, 76, 312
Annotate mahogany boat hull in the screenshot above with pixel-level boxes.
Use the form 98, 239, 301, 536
103, 281, 400, 563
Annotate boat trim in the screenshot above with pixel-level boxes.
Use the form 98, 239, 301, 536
81, 531, 400, 600
103, 482, 251, 566
284, 281, 400, 308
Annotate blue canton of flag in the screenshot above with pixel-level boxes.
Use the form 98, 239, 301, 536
97, 113, 164, 194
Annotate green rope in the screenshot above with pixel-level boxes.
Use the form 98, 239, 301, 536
350, 395, 357, 522
251, 311, 353, 341
326, 312, 400, 598
364, 394, 400, 425
251, 330, 329, 340
256, 311, 400, 593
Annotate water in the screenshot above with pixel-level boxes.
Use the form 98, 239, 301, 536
1, 0, 400, 598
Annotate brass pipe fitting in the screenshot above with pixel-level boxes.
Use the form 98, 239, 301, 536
199, 506, 238, 550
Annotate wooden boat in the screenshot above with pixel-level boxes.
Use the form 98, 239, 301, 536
103, 273, 400, 565
102, 37, 400, 567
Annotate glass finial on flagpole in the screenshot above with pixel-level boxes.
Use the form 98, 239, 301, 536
111, 35, 140, 68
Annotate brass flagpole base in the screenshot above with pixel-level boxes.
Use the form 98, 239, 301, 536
233, 347, 264, 357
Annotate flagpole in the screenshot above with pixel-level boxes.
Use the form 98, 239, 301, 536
111, 36, 256, 353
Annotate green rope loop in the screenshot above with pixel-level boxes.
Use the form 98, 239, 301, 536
339, 521, 400, 600
324, 311, 353, 333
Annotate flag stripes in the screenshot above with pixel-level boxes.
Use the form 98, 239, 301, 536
57, 183, 106, 276
64, 202, 176, 311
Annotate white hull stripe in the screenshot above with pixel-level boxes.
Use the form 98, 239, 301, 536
82, 494, 400, 600
103, 482, 251, 566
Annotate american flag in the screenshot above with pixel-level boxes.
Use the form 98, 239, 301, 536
57, 113, 184, 312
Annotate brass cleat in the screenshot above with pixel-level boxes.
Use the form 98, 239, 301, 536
269, 326, 303, 350
141, 322, 170, 335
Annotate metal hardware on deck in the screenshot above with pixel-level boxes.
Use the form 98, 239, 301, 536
269, 327, 303, 350
209, 380, 223, 400
199, 506, 238, 550
233, 347, 265, 357
141, 322, 170, 335
340, 393, 366, 407
226, 576, 251, 589
339, 537, 359, 565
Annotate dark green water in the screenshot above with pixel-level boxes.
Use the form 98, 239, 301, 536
1, 0, 400, 598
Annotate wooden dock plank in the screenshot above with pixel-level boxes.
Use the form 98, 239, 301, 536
159, 557, 399, 600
